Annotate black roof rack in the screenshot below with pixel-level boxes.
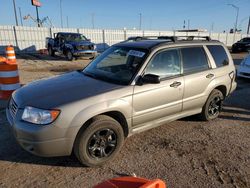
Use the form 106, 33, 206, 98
125, 35, 211, 43
176, 36, 211, 41
126, 36, 177, 42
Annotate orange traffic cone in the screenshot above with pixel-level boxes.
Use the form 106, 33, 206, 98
0, 56, 20, 100
5, 45, 16, 65
94, 176, 167, 188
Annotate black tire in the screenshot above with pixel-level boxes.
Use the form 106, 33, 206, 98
200, 89, 224, 121
66, 50, 74, 61
48, 46, 55, 56
74, 115, 124, 167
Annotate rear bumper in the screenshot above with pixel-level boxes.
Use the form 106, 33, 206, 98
230, 81, 237, 93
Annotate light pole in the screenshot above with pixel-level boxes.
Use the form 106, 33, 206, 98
228, 4, 239, 42
60, 0, 63, 28
228, 4, 239, 33
12, 0, 19, 26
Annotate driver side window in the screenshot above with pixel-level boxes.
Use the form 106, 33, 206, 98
145, 49, 181, 78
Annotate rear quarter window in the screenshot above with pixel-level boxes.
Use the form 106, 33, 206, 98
207, 45, 229, 68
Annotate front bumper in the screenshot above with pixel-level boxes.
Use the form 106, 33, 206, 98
6, 105, 76, 157
237, 72, 250, 79
237, 66, 250, 79
73, 50, 97, 57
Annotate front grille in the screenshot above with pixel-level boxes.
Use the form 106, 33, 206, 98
9, 98, 18, 118
77, 45, 93, 50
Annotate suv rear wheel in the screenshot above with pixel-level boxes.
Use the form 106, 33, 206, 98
200, 89, 224, 121
74, 115, 124, 167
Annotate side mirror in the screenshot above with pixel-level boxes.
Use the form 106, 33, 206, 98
87, 38, 91, 41
142, 74, 161, 84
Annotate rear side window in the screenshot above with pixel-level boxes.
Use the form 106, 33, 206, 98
207, 45, 229, 67
181, 47, 209, 74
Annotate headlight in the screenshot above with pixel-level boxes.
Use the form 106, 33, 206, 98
22, 106, 60, 125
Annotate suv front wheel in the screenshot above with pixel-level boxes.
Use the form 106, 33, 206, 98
74, 115, 124, 167
66, 50, 74, 61
48, 46, 55, 56
200, 89, 224, 121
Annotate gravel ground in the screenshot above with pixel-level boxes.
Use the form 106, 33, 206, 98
0, 53, 249, 188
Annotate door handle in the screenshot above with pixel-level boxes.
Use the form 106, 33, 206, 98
206, 73, 214, 79
170, 81, 182, 88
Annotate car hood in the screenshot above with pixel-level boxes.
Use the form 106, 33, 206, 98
67, 40, 94, 46
12, 71, 123, 109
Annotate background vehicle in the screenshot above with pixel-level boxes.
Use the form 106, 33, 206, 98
46, 32, 97, 60
7, 36, 237, 167
231, 37, 250, 53
237, 53, 250, 78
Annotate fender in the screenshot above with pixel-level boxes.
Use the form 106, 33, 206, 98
64, 96, 133, 141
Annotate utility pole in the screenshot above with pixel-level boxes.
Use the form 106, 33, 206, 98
18, 7, 23, 26
12, 0, 19, 26
66, 16, 69, 28
139, 13, 142, 30
91, 13, 95, 29
60, 0, 63, 28
247, 16, 250, 35
211, 22, 214, 32
36, 6, 40, 27
188, 19, 190, 30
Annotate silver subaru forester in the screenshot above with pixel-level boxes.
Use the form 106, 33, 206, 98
6, 36, 237, 167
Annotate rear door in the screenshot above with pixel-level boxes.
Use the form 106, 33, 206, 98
181, 46, 214, 111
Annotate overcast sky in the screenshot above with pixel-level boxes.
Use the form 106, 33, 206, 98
0, 0, 249, 33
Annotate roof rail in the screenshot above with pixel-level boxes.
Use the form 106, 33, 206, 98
176, 36, 211, 41
124, 35, 212, 43
157, 36, 177, 42
126, 36, 176, 42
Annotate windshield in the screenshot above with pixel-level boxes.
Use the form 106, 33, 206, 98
83, 46, 148, 85
65, 34, 87, 42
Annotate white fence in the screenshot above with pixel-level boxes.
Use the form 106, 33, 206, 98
0, 25, 249, 53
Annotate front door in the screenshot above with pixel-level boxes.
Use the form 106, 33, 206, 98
132, 48, 184, 127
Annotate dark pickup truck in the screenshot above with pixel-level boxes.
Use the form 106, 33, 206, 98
46, 32, 97, 60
